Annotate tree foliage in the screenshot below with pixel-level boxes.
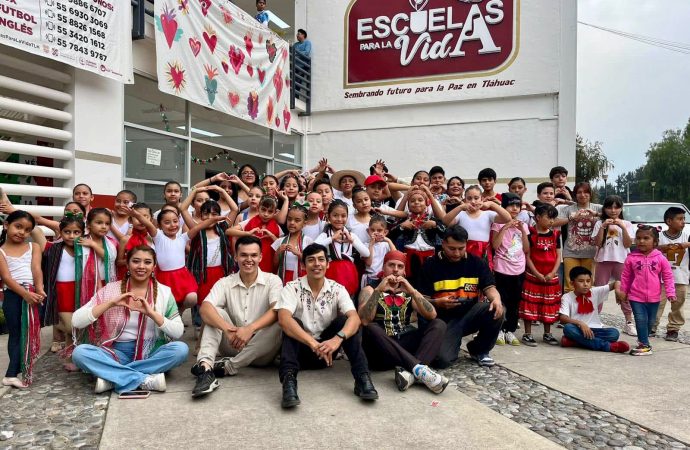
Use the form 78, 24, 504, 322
575, 134, 613, 184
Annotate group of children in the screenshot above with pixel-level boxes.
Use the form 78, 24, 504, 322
0, 161, 686, 388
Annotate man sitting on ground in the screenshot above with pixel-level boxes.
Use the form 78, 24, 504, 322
358, 250, 449, 394
276, 243, 378, 408
191, 236, 283, 397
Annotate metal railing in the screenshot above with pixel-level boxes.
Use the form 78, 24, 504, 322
290, 48, 312, 116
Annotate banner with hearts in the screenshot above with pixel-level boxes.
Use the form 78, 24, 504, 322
155, 0, 291, 134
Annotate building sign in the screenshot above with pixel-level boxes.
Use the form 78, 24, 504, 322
154, 0, 292, 134
0, 0, 134, 83
345, 0, 518, 87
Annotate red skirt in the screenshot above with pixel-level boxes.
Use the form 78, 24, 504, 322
404, 248, 435, 277
156, 267, 198, 304
197, 266, 225, 305
56, 281, 76, 313
326, 260, 359, 296
467, 240, 493, 271
519, 272, 561, 324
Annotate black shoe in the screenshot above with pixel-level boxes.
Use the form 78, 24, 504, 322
192, 370, 219, 398
190, 359, 227, 378
354, 373, 379, 401
281, 371, 300, 408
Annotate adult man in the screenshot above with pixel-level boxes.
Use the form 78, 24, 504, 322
417, 225, 504, 368
191, 236, 283, 398
293, 29, 312, 58
277, 243, 378, 408
358, 251, 449, 394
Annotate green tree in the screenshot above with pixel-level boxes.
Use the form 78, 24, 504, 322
643, 119, 690, 205
576, 134, 613, 184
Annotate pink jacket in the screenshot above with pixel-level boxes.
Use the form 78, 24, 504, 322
620, 249, 675, 303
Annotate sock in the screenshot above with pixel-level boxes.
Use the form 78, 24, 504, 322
413, 364, 441, 387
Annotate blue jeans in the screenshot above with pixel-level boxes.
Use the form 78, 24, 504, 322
563, 323, 619, 351
72, 340, 188, 393
2, 290, 22, 377
630, 301, 660, 346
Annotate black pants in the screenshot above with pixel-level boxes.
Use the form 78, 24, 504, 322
279, 316, 369, 381
494, 272, 524, 333
2, 290, 22, 378
434, 301, 504, 369
362, 320, 446, 372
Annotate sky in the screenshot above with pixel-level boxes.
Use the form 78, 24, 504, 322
577, 0, 690, 180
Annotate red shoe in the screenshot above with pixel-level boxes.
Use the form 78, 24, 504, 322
560, 336, 578, 348
609, 341, 631, 353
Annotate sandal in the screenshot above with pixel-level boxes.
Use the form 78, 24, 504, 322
50, 341, 65, 353
2, 377, 28, 389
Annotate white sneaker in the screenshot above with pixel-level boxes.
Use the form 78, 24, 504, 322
394, 367, 414, 391
140, 373, 166, 392
94, 377, 113, 394
504, 331, 521, 346
624, 321, 638, 336
496, 330, 506, 345
413, 365, 449, 394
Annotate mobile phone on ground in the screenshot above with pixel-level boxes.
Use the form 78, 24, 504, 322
118, 390, 151, 399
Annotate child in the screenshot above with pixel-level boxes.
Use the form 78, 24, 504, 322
78, 208, 119, 299
549, 166, 573, 201
116, 203, 154, 279
508, 177, 532, 225
182, 186, 238, 228
273, 203, 313, 284
255, 0, 269, 25
72, 184, 94, 215
429, 166, 448, 203
108, 190, 136, 241
303, 191, 325, 241
520, 203, 561, 346
235, 186, 264, 224
154, 181, 182, 220
653, 207, 690, 341
491, 193, 529, 346
444, 176, 465, 212
228, 195, 282, 273
314, 179, 335, 216
194, 173, 248, 216
262, 175, 280, 198
559, 266, 630, 353
620, 225, 675, 355
42, 217, 85, 371
315, 200, 370, 296
362, 215, 394, 287
478, 168, 502, 203
592, 195, 635, 334
536, 182, 557, 206
331, 170, 364, 209
441, 185, 511, 268
0, 211, 45, 388
348, 188, 373, 244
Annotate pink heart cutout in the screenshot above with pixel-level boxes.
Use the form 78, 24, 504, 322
228, 46, 244, 75
228, 92, 240, 107
189, 38, 201, 57
203, 31, 217, 53
246, 64, 254, 78
257, 68, 266, 84
283, 108, 291, 131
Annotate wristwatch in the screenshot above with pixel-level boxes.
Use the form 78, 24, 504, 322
336, 330, 347, 340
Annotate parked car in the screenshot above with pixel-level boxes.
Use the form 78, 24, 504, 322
622, 202, 690, 235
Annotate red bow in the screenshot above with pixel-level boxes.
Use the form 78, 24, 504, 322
576, 291, 593, 314
384, 294, 405, 308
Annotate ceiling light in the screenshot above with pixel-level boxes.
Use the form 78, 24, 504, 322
266, 10, 290, 29
278, 152, 295, 159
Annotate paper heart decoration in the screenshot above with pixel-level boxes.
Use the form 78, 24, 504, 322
189, 38, 201, 57
228, 91, 240, 108
228, 46, 245, 75
160, 6, 179, 49
247, 91, 259, 120
281, 48, 288, 62
273, 70, 284, 101
200, 0, 212, 16
283, 108, 291, 131
203, 31, 217, 53
221, 61, 229, 73
275, 117, 280, 128
266, 41, 277, 63
257, 68, 266, 84
258, 34, 264, 44
244, 34, 254, 56
285, 77, 290, 88
267, 97, 274, 123
246, 64, 254, 78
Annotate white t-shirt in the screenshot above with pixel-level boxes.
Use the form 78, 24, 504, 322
57, 249, 76, 282
107, 217, 132, 241
659, 230, 690, 285
303, 220, 325, 242
453, 210, 498, 242
592, 220, 634, 264
405, 233, 434, 252
559, 285, 609, 328
118, 311, 156, 342
366, 241, 391, 274
271, 235, 314, 274
206, 237, 221, 267
333, 189, 354, 210
153, 232, 190, 271
347, 216, 370, 244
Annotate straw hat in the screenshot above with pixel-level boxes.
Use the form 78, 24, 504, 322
331, 170, 366, 188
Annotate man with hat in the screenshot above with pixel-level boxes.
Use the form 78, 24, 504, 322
358, 251, 449, 393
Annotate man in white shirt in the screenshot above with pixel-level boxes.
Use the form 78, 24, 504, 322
276, 243, 378, 408
191, 236, 283, 397
559, 266, 630, 353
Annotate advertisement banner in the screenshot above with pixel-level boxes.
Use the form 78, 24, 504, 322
0, 0, 134, 83
154, 0, 292, 134
345, 0, 518, 87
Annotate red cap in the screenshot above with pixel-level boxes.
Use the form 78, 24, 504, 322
383, 250, 406, 265
365, 175, 387, 186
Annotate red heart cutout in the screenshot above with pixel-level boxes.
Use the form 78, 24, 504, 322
246, 64, 254, 77
244, 34, 254, 57
257, 68, 266, 84
283, 108, 291, 131
275, 117, 280, 127
161, 13, 178, 49
200, 0, 211, 16
202, 31, 217, 54
267, 97, 274, 123
188, 38, 201, 57
228, 46, 244, 75
285, 77, 290, 88
273, 69, 284, 101
221, 61, 229, 73
228, 92, 240, 108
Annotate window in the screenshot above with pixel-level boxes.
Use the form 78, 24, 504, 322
125, 127, 188, 183
189, 104, 271, 156
274, 132, 302, 165
125, 76, 186, 135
